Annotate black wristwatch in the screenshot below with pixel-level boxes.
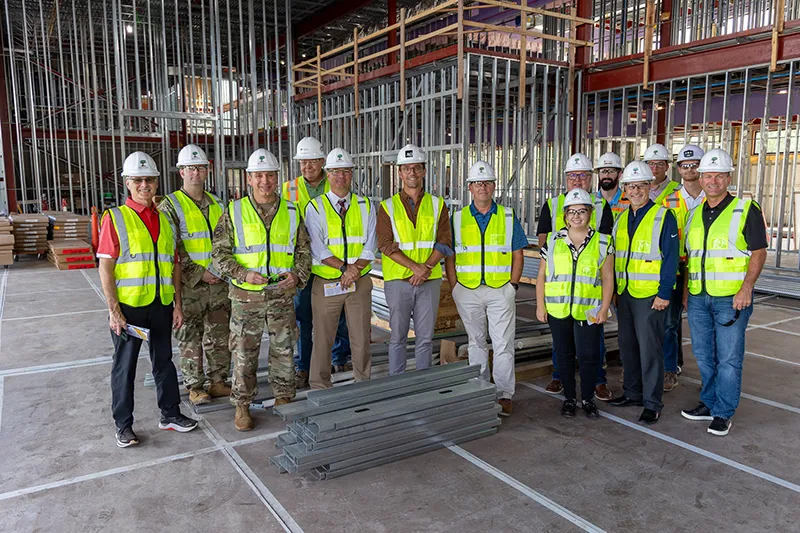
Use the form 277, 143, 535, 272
339, 263, 348, 274
511, 282, 520, 291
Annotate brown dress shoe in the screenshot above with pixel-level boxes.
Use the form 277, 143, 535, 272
498, 399, 513, 417
274, 397, 291, 407
207, 381, 231, 398
189, 389, 211, 405
594, 383, 613, 401
663, 372, 679, 392
545, 379, 563, 394
234, 404, 254, 432
295, 370, 309, 389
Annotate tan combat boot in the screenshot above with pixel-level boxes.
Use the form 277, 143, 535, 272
274, 397, 291, 407
295, 370, 309, 389
234, 404, 254, 432
189, 389, 211, 405
208, 381, 232, 398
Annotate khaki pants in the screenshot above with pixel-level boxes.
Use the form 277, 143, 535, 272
310, 275, 373, 389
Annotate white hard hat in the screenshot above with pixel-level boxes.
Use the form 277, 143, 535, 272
122, 151, 160, 178
676, 144, 705, 163
176, 144, 209, 167
698, 148, 734, 173
466, 161, 496, 183
564, 153, 593, 173
397, 144, 426, 166
325, 148, 355, 170
595, 152, 623, 170
620, 161, 655, 183
643, 143, 670, 162
293, 136, 326, 160
246, 149, 280, 173
563, 188, 594, 208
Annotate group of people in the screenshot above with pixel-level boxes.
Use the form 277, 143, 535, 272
98, 135, 765, 448
99, 137, 526, 448
534, 144, 766, 436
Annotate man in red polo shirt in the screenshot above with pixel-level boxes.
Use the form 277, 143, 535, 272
97, 151, 197, 448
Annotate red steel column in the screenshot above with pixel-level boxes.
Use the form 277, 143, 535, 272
387, 0, 398, 66
0, 20, 18, 213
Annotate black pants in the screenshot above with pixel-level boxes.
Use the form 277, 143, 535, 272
548, 315, 603, 402
111, 301, 181, 429
617, 292, 665, 412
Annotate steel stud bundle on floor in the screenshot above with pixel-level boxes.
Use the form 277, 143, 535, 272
270, 362, 501, 479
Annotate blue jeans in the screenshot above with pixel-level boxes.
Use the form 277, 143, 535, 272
687, 292, 753, 420
552, 324, 607, 385
294, 274, 351, 371
663, 273, 685, 373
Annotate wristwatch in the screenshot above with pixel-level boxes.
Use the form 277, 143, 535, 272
511, 282, 520, 291
339, 264, 348, 274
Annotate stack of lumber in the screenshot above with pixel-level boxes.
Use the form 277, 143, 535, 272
47, 239, 96, 270
0, 217, 13, 266
9, 213, 49, 256
45, 211, 91, 242
271, 362, 500, 479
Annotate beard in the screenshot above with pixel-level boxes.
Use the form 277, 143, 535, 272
599, 178, 618, 191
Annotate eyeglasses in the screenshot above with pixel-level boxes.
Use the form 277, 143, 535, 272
399, 165, 426, 174
565, 208, 590, 217
647, 161, 668, 168
328, 169, 353, 177
598, 169, 619, 175
127, 177, 157, 184
182, 165, 207, 173
625, 183, 649, 191
679, 163, 699, 170
566, 173, 592, 181
470, 181, 494, 188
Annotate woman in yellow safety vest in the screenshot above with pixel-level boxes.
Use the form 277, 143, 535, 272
536, 188, 614, 419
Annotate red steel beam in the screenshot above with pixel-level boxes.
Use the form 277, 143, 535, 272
387, 0, 398, 66
0, 21, 17, 212
585, 22, 800, 92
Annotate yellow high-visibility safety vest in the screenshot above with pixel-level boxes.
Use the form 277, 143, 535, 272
165, 190, 223, 269
653, 180, 681, 206
381, 192, 444, 281
613, 206, 668, 298
108, 205, 175, 307
662, 186, 693, 262
548, 193, 606, 232
229, 197, 299, 292
544, 231, 611, 321
309, 194, 372, 280
282, 175, 330, 218
686, 198, 753, 297
453, 204, 513, 289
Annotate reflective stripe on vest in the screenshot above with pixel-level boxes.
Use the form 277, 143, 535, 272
544, 231, 610, 321
165, 190, 223, 270
310, 194, 372, 279
662, 187, 690, 264
282, 175, 330, 218
686, 198, 752, 297
229, 197, 299, 291
453, 204, 513, 289
109, 205, 175, 307
381, 192, 444, 281
549, 194, 605, 232
613, 206, 667, 298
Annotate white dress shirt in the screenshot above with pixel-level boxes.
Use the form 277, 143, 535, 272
304, 190, 377, 264
682, 187, 706, 211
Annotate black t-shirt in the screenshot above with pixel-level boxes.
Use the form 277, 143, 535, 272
701, 193, 767, 251
536, 198, 614, 236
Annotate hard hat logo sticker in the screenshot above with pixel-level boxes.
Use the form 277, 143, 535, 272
192, 151, 198, 158
405, 150, 413, 157
711, 157, 718, 164
337, 154, 343, 160
139, 160, 146, 167
259, 156, 265, 162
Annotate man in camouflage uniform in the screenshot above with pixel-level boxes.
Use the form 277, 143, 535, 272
159, 144, 231, 405
212, 148, 311, 431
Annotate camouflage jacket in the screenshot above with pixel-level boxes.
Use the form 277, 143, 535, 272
212, 195, 311, 295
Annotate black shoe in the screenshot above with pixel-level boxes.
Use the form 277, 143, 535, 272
561, 399, 577, 417
582, 399, 600, 420
609, 395, 643, 407
638, 408, 660, 425
158, 413, 198, 433
707, 417, 731, 436
681, 402, 713, 421
116, 426, 139, 448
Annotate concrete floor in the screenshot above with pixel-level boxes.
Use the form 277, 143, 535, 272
1, 258, 799, 532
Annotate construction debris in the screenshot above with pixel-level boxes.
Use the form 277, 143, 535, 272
270, 362, 500, 480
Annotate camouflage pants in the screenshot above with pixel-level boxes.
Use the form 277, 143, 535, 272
229, 288, 298, 406
174, 281, 232, 391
